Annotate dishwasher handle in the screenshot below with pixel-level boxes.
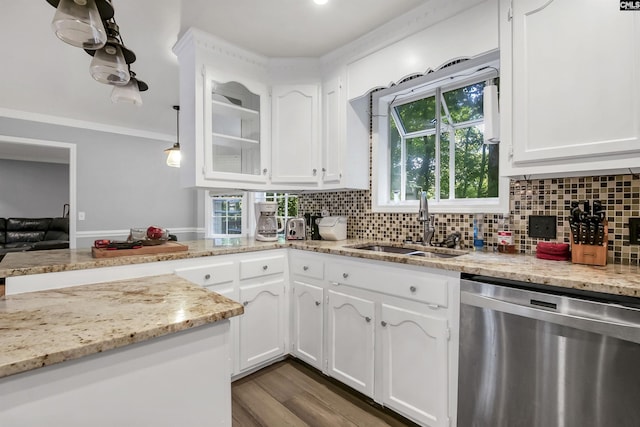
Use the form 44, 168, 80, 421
462, 291, 640, 345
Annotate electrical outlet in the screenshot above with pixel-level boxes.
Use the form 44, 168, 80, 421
78, 212, 85, 221
630, 218, 640, 244
528, 215, 557, 239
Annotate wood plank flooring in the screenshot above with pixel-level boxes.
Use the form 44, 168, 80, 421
232, 359, 419, 427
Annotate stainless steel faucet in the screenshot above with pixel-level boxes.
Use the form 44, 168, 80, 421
418, 191, 435, 246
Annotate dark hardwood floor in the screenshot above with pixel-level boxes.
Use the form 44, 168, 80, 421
232, 359, 418, 427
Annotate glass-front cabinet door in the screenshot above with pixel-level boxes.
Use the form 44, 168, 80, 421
202, 67, 269, 185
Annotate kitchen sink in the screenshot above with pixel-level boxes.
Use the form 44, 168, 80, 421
348, 244, 466, 258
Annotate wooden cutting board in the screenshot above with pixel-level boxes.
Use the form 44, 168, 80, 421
91, 242, 189, 258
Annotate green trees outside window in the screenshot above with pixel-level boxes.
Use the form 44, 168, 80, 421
389, 80, 499, 202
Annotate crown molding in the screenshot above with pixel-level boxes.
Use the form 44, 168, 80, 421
321, 0, 489, 68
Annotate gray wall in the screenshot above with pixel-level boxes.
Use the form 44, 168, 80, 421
0, 117, 199, 247
0, 159, 69, 217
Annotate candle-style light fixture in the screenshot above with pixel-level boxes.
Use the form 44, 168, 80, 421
164, 106, 181, 168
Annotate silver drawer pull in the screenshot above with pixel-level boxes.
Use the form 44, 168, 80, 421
409, 286, 417, 293
263, 265, 268, 271
315, 301, 321, 306
381, 321, 387, 327
365, 316, 371, 323
204, 274, 211, 280
303, 266, 309, 271
342, 272, 349, 279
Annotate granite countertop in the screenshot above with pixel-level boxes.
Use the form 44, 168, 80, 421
0, 274, 244, 379
1, 238, 640, 298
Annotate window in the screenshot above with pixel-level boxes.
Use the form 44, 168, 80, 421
259, 192, 299, 232
372, 51, 508, 213
206, 193, 246, 238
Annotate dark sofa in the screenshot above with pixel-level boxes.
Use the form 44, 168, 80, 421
0, 217, 69, 255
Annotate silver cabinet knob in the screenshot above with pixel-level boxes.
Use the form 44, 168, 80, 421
342, 272, 349, 279
303, 266, 309, 271
204, 274, 211, 280
365, 316, 371, 323
381, 321, 387, 327
315, 301, 321, 306
410, 286, 417, 293
313, 168, 317, 176
263, 168, 268, 175
322, 167, 326, 172
263, 265, 268, 271
243, 301, 249, 306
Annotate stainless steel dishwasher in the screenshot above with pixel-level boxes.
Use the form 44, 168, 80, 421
458, 275, 640, 427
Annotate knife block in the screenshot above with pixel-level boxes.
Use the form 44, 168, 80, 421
570, 221, 608, 266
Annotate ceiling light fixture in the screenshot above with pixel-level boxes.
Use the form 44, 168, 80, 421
87, 21, 135, 85
111, 70, 147, 105
48, 0, 112, 49
46, 0, 149, 100
164, 105, 181, 168
314, 0, 329, 4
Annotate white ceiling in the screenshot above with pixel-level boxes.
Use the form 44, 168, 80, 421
0, 0, 427, 142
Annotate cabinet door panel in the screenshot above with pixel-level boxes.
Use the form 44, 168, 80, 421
291, 281, 323, 369
381, 303, 449, 427
322, 76, 343, 183
511, 0, 640, 163
238, 279, 285, 371
201, 67, 269, 186
326, 288, 375, 397
271, 84, 320, 184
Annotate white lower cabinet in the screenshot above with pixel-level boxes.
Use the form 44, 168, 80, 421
238, 277, 287, 371
326, 287, 376, 397
380, 299, 450, 427
291, 280, 324, 370
322, 253, 458, 427
173, 250, 288, 377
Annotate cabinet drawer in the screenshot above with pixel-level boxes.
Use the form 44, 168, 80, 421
239, 255, 285, 280
175, 262, 236, 287
290, 256, 324, 280
327, 261, 448, 307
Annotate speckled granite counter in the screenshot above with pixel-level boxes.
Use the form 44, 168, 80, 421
0, 274, 243, 378
1, 238, 640, 298
0, 239, 281, 277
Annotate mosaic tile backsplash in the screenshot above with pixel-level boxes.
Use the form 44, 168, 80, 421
299, 174, 640, 265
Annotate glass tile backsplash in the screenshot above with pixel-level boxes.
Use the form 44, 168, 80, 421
299, 174, 640, 265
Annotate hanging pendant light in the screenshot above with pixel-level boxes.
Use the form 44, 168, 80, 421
88, 21, 135, 85
111, 70, 148, 105
164, 106, 181, 168
49, 0, 111, 49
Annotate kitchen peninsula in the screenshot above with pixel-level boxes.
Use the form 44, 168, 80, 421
0, 274, 243, 427
2, 239, 640, 427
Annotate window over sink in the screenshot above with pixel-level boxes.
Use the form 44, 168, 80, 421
372, 51, 509, 214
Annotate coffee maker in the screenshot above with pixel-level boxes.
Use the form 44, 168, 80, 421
255, 202, 281, 241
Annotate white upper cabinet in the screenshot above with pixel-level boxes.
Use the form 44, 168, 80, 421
322, 75, 344, 184
173, 28, 368, 191
203, 67, 270, 185
271, 84, 320, 184
501, 0, 640, 177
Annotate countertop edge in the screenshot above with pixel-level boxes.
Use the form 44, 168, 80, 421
0, 274, 244, 379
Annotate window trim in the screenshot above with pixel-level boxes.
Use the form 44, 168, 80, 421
204, 192, 248, 238
371, 50, 509, 214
